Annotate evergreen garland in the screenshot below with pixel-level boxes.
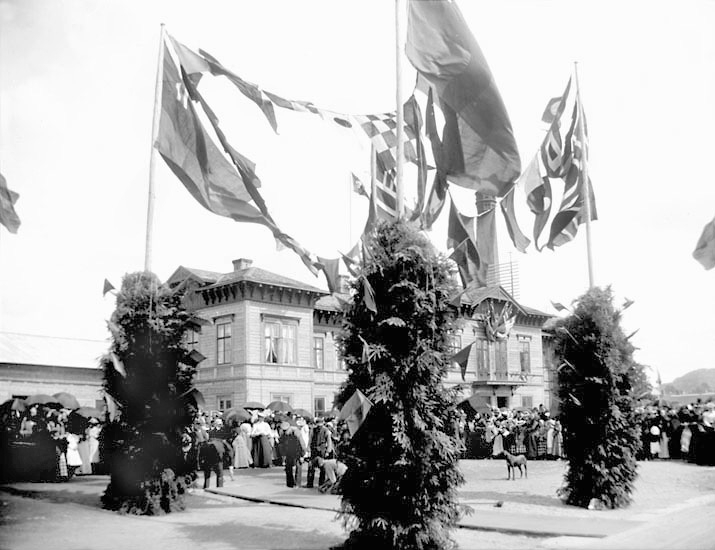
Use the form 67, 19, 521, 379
100, 272, 199, 515
555, 286, 640, 509
335, 220, 466, 550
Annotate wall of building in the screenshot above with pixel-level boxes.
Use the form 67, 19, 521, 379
0, 363, 103, 407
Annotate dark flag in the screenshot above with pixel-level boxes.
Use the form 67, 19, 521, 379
450, 342, 474, 381
0, 173, 21, 234
406, 0, 521, 196
102, 279, 116, 297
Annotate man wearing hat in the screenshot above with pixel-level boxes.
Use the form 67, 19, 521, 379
278, 420, 306, 488
306, 416, 334, 488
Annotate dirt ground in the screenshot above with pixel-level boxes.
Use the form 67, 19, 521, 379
1, 459, 714, 550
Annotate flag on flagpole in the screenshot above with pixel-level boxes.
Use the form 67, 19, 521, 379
338, 388, 373, 437
102, 279, 116, 297
551, 301, 568, 312
406, 0, 521, 196
693, 216, 715, 270
500, 185, 530, 253
0, 173, 21, 234
519, 154, 552, 251
450, 341, 474, 381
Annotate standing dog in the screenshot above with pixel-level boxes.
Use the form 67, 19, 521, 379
503, 451, 528, 480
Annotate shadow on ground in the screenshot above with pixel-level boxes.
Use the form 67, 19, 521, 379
460, 490, 563, 508
177, 520, 343, 550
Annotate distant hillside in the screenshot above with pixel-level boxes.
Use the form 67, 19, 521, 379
662, 368, 715, 395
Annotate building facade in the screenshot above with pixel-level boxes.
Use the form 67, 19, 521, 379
169, 259, 556, 416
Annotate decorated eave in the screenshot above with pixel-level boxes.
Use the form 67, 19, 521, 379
314, 293, 350, 327
197, 267, 327, 308
457, 285, 553, 328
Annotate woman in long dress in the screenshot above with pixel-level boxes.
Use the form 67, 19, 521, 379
77, 428, 93, 475
250, 416, 272, 468
232, 423, 253, 469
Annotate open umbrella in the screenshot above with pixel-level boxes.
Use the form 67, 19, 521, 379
242, 401, 266, 410
267, 400, 293, 414
74, 406, 103, 419
293, 408, 313, 422
25, 394, 59, 406
53, 392, 81, 410
223, 407, 251, 425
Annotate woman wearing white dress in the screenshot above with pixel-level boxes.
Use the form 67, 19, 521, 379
232, 422, 253, 469
88, 420, 101, 473
65, 432, 83, 475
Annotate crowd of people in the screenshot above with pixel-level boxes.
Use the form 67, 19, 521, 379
185, 408, 350, 493
457, 400, 715, 466
0, 401, 103, 481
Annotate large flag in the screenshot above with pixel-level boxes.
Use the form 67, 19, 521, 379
160, 38, 320, 276
519, 154, 552, 251
316, 256, 341, 294
0, 173, 21, 234
338, 388, 373, 437
406, 0, 521, 197
538, 80, 597, 250
693, 215, 715, 270
500, 186, 530, 253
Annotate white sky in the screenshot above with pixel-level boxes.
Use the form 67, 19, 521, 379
1, 0, 714, 384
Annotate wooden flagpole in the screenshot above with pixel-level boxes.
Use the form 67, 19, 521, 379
574, 62, 594, 288
144, 23, 166, 273
394, 0, 404, 219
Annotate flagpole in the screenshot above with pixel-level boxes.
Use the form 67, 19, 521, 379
574, 62, 594, 288
394, 0, 404, 219
144, 23, 166, 273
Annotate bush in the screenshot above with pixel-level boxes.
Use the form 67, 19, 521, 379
100, 272, 198, 515
335, 220, 466, 550
555, 286, 640, 509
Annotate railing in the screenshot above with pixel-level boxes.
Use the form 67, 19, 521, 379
474, 369, 535, 384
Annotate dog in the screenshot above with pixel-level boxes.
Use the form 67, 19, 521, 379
502, 450, 527, 480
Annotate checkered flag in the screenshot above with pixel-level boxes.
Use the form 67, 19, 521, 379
353, 112, 418, 177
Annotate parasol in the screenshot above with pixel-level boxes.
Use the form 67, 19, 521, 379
267, 400, 293, 413
74, 406, 103, 419
293, 408, 313, 422
25, 394, 60, 407
242, 401, 266, 411
53, 392, 81, 410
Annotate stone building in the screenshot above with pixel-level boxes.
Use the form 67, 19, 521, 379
168, 258, 556, 416
0, 332, 106, 407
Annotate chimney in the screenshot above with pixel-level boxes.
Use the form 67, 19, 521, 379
232, 258, 253, 271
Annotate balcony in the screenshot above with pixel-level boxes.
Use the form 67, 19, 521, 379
474, 369, 534, 385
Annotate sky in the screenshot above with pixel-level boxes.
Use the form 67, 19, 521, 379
1, 0, 714, 385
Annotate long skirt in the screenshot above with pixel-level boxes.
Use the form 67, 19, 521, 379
233, 434, 252, 468
492, 434, 504, 456
77, 440, 92, 474
252, 435, 272, 468
659, 433, 670, 459
552, 432, 563, 458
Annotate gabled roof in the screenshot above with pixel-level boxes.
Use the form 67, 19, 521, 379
206, 267, 326, 295
461, 285, 528, 316
166, 266, 221, 287
0, 332, 107, 369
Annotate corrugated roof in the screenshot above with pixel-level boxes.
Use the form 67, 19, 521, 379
0, 332, 107, 369
208, 267, 327, 295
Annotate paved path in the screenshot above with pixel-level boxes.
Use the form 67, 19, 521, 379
209, 466, 641, 539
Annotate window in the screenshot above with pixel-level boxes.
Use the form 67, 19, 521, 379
495, 340, 508, 376
448, 333, 462, 370
497, 396, 509, 409
519, 340, 531, 374
218, 395, 232, 411
271, 394, 292, 406
314, 397, 326, 416
313, 336, 324, 369
475, 339, 489, 376
264, 318, 297, 364
216, 322, 231, 364
185, 328, 199, 350
335, 348, 346, 370
522, 395, 533, 409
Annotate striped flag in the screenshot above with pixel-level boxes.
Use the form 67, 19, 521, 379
338, 388, 373, 437
373, 168, 398, 221
540, 78, 573, 178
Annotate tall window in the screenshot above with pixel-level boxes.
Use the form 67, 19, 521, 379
271, 394, 292, 406
519, 340, 531, 374
522, 395, 533, 409
495, 340, 508, 377
185, 328, 199, 350
314, 397, 326, 416
264, 319, 297, 364
216, 322, 231, 365
313, 336, 324, 369
475, 339, 489, 376
217, 395, 232, 411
